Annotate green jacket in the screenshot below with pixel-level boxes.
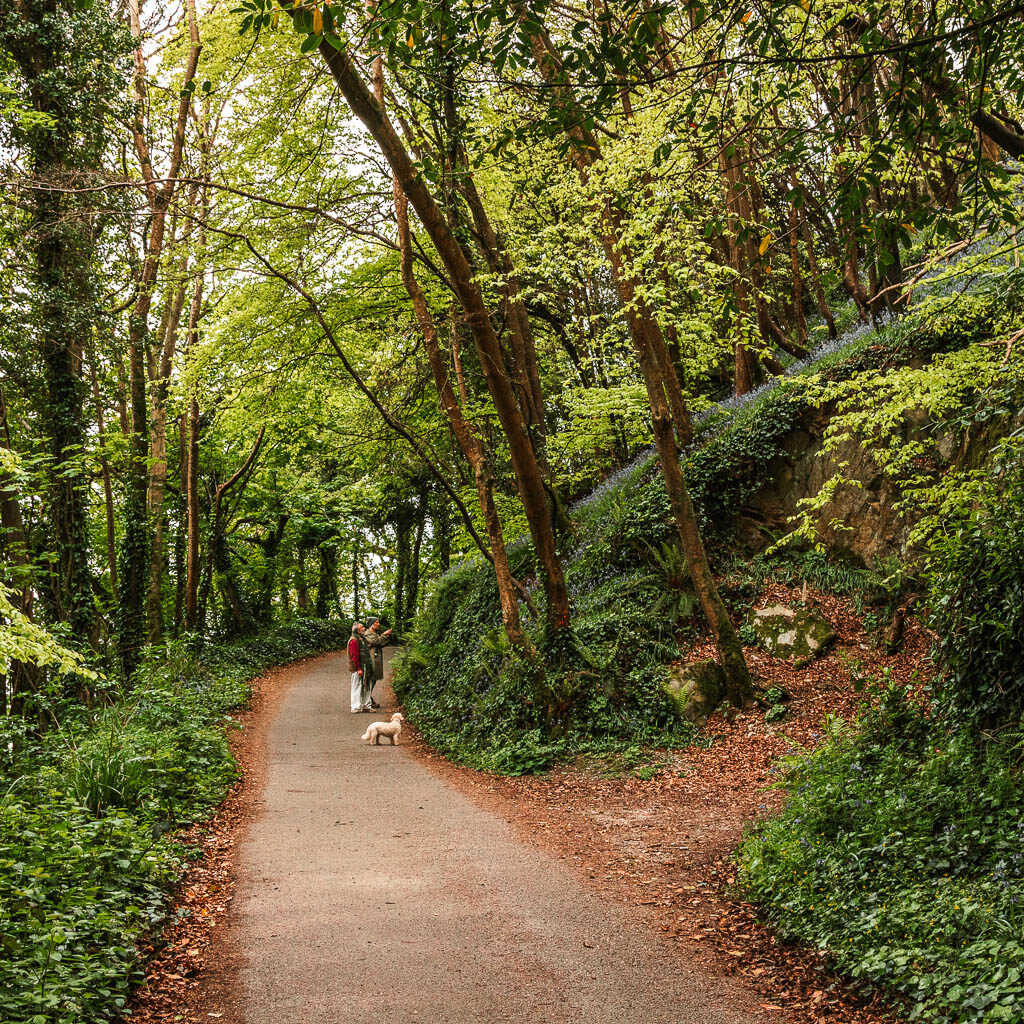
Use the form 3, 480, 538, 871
356, 632, 375, 682
365, 628, 388, 679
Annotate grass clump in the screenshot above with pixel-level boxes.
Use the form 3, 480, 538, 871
0, 617, 348, 1024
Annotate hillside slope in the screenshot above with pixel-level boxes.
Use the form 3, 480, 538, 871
395, 241, 1024, 769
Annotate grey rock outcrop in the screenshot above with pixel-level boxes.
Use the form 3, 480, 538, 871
748, 604, 837, 667
736, 405, 1024, 567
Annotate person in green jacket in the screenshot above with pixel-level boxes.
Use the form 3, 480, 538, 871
364, 617, 393, 709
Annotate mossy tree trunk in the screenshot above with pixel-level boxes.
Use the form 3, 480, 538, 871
3, 0, 100, 647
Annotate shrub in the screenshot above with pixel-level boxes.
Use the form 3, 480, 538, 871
926, 446, 1024, 725
0, 797, 176, 1024
686, 386, 810, 537
740, 688, 1024, 1024
898, 293, 998, 358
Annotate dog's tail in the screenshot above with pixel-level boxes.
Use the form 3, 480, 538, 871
360, 728, 371, 741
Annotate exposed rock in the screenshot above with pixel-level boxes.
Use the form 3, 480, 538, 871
748, 604, 837, 667
663, 659, 726, 726
738, 405, 1024, 568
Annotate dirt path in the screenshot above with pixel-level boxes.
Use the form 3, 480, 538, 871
206, 650, 760, 1024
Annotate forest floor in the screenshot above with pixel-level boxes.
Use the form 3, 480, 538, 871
129, 587, 926, 1024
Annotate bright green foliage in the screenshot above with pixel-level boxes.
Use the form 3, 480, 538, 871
782, 286, 1024, 551
0, 619, 346, 1024
0, 585, 97, 682
741, 688, 1024, 1024
0, 799, 177, 1024
4, 0, 1024, 1016
645, 542, 699, 626
392, 279, 1022, 773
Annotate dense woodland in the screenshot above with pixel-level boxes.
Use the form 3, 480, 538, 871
2, 0, 1024, 1021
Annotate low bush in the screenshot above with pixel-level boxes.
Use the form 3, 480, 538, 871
0, 616, 348, 1024
392, 552, 693, 774
898, 292, 998, 358
740, 685, 1024, 1023
925, 444, 1024, 725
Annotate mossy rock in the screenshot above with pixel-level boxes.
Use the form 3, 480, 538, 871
748, 604, 837, 667
662, 659, 727, 726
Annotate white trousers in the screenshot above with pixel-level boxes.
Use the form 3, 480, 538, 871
350, 671, 368, 712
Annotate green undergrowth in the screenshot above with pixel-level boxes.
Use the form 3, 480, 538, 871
740, 436, 1024, 1023
392, 543, 695, 775
740, 688, 1024, 1024
0, 617, 349, 1024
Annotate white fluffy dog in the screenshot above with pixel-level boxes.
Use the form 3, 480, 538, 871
361, 712, 404, 745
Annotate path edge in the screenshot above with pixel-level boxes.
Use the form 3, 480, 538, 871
129, 648, 345, 1024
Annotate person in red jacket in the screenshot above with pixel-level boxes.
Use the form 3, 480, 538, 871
348, 622, 370, 712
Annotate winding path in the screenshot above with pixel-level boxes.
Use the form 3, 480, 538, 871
226, 651, 757, 1023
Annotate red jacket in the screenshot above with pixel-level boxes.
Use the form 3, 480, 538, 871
347, 636, 361, 673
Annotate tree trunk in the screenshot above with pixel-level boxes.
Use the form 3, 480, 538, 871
798, 200, 837, 339
454, 166, 569, 531
526, 22, 752, 701
255, 513, 289, 624
173, 413, 187, 635
88, 355, 119, 600
181, 164, 210, 635
844, 234, 871, 323
311, 35, 569, 643
435, 498, 451, 574
718, 145, 758, 396
184, 395, 201, 632
351, 546, 360, 620
375, 55, 536, 655
213, 534, 248, 637
316, 545, 338, 619
636, 343, 753, 705
296, 542, 311, 614
146, 276, 189, 643
788, 205, 809, 349
5, 4, 97, 643
408, 491, 426, 633
119, 0, 201, 673
393, 517, 410, 634
279, 550, 292, 618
